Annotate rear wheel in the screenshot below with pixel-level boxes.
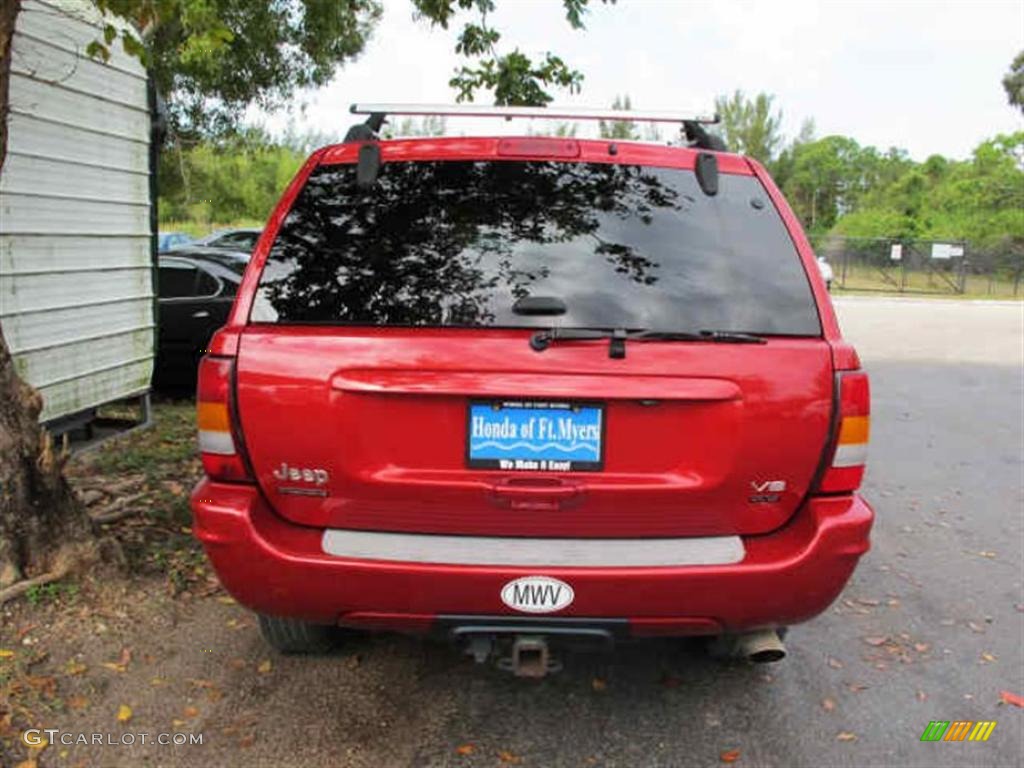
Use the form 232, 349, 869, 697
257, 614, 341, 654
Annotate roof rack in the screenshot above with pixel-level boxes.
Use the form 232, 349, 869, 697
350, 103, 719, 125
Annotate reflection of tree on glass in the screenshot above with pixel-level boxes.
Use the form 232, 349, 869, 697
258, 161, 679, 326
254, 159, 820, 336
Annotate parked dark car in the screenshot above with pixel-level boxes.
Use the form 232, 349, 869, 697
193, 228, 262, 252
154, 249, 247, 390
158, 231, 193, 252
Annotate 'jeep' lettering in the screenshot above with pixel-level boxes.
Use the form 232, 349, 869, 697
501, 576, 574, 614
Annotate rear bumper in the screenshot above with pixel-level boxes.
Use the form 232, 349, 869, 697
191, 479, 873, 636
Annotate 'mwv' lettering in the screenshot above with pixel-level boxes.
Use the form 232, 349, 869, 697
500, 576, 575, 613
513, 583, 563, 606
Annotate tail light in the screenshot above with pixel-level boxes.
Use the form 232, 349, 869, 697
818, 371, 870, 493
197, 356, 253, 482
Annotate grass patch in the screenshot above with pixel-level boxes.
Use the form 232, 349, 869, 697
159, 218, 264, 240
88, 400, 197, 478
832, 263, 1022, 299
25, 581, 79, 607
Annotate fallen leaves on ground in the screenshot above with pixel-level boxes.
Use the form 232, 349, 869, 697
0, 649, 15, 659
65, 660, 87, 675
720, 748, 741, 763
66, 695, 89, 710
836, 732, 857, 742
980, 652, 997, 663
497, 750, 522, 764
591, 677, 607, 692
190, 678, 223, 702
999, 691, 1024, 707
862, 636, 888, 647
821, 698, 836, 712
25, 675, 57, 699
827, 657, 844, 670
116, 704, 132, 723
257, 659, 272, 674
916, 690, 928, 702
164, 481, 186, 496
183, 706, 199, 719
455, 744, 475, 756
101, 648, 132, 673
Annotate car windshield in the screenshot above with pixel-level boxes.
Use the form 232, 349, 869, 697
253, 160, 820, 335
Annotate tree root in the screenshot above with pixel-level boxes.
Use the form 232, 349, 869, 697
0, 564, 70, 605
89, 492, 147, 525
0, 542, 97, 605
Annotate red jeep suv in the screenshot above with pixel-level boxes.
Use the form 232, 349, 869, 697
191, 106, 872, 670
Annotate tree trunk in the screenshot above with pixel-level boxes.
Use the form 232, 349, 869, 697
0, 0, 95, 590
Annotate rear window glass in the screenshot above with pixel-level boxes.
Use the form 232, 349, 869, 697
253, 160, 820, 335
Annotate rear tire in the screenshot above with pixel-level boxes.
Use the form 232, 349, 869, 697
258, 614, 341, 654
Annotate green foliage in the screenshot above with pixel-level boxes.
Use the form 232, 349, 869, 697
1003, 50, 1024, 114
448, 49, 584, 106
769, 118, 815, 190
158, 128, 308, 226
779, 135, 867, 230
827, 132, 1024, 249
89, 0, 382, 139
598, 95, 639, 140
25, 581, 78, 607
714, 90, 783, 165
89, 0, 613, 140
381, 117, 447, 139
414, 0, 613, 106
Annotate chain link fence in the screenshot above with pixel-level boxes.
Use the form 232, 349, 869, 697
808, 235, 1024, 298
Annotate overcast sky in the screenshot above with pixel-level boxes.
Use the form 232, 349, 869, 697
257, 0, 1023, 160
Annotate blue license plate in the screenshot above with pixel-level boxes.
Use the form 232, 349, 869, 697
466, 401, 605, 472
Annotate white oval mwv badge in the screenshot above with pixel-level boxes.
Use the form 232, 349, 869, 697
501, 576, 574, 614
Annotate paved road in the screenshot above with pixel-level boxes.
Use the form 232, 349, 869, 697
53, 297, 1024, 768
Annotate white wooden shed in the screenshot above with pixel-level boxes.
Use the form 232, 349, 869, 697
0, 0, 154, 428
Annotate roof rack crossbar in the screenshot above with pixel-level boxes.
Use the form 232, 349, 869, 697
350, 103, 719, 124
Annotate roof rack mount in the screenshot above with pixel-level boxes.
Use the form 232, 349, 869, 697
350, 103, 719, 125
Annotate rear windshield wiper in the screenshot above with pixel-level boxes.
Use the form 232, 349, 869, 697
529, 327, 765, 358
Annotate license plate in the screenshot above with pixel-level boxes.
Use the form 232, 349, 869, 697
466, 400, 604, 472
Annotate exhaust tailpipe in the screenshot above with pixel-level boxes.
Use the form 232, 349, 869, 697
709, 629, 787, 663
